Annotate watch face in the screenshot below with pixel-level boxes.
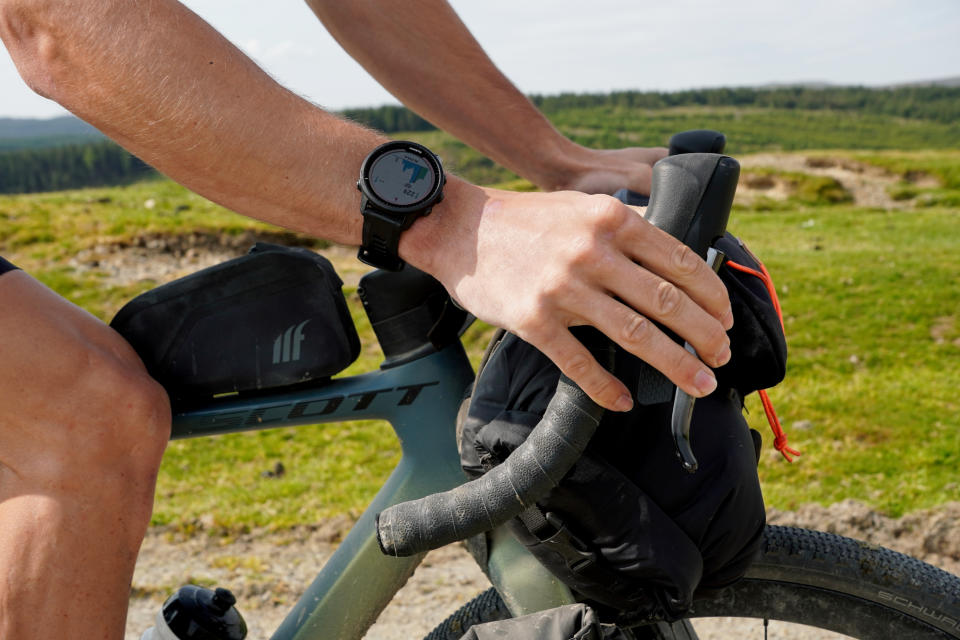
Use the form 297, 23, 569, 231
367, 149, 437, 207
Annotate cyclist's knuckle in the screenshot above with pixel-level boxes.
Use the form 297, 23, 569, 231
707, 321, 729, 348
567, 235, 601, 268
589, 194, 628, 229
590, 374, 620, 402
673, 349, 695, 378
562, 351, 594, 378
672, 243, 701, 275
535, 276, 567, 306
621, 312, 652, 345
655, 281, 683, 317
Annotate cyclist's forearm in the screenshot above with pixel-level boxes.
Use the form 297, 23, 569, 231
305, 0, 589, 191
0, 0, 388, 245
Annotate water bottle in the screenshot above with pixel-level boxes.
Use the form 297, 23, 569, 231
141, 585, 247, 640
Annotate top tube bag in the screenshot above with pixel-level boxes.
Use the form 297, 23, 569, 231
111, 243, 360, 407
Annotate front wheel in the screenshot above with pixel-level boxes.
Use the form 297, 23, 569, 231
425, 526, 960, 639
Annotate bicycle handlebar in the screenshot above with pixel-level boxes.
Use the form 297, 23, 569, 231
376, 368, 609, 557
668, 129, 727, 156
376, 133, 739, 558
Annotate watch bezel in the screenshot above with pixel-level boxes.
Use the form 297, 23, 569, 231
358, 140, 445, 215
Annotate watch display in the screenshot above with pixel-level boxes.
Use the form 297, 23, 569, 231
368, 150, 437, 207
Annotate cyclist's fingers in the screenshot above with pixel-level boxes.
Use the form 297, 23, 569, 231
617, 211, 733, 330
598, 253, 731, 369
524, 325, 633, 412
576, 294, 720, 400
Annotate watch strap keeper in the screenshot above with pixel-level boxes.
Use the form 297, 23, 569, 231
358, 204, 409, 271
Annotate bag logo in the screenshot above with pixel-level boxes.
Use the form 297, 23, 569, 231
273, 320, 310, 364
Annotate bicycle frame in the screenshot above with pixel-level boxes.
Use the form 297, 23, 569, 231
171, 340, 574, 639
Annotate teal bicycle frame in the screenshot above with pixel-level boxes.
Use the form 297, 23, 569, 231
170, 339, 574, 639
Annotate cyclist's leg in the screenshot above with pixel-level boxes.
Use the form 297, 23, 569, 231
0, 266, 171, 639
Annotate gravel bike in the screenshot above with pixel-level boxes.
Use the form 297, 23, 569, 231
117, 131, 960, 639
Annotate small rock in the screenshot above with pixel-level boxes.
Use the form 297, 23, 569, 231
261, 462, 286, 478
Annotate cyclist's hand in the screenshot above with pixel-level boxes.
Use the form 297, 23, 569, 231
409, 184, 733, 412
549, 146, 668, 196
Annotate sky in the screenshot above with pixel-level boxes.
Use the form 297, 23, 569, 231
1, 0, 958, 119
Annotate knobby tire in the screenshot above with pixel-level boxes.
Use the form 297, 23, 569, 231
423, 525, 960, 640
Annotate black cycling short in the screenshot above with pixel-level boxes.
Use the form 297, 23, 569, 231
0, 256, 20, 276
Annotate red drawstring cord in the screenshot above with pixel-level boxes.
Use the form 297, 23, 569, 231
725, 257, 801, 463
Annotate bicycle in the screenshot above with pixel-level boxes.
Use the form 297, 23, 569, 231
115, 131, 960, 640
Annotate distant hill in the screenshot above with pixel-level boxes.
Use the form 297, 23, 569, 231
0, 115, 104, 151
3, 77, 959, 142
891, 76, 960, 88
756, 76, 960, 90
2, 81, 959, 194
0, 115, 100, 139
0, 118, 149, 194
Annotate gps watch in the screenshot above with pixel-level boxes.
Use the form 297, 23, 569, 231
357, 140, 445, 271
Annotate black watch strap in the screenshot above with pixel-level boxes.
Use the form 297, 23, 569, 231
358, 204, 408, 271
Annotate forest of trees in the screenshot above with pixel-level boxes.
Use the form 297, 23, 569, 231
340, 104, 435, 132
0, 141, 153, 194
341, 85, 960, 132
530, 85, 960, 123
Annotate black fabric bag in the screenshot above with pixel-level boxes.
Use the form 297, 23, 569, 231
111, 243, 360, 407
712, 233, 787, 395
459, 234, 784, 621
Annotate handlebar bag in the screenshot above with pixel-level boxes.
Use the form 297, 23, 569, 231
459, 235, 784, 622
111, 243, 360, 407
712, 233, 787, 395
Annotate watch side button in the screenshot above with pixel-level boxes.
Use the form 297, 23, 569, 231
356, 180, 362, 191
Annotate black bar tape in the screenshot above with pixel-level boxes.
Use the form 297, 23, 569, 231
377, 374, 605, 557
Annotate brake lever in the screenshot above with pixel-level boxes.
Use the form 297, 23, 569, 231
671, 245, 726, 473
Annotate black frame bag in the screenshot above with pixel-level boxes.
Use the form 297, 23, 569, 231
111, 243, 360, 408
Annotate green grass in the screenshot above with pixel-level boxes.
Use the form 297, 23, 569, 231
730, 206, 960, 515
549, 107, 960, 154
1, 150, 958, 533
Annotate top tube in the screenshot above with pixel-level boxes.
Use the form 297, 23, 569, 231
171, 340, 475, 441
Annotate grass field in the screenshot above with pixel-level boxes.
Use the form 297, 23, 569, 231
0, 148, 957, 534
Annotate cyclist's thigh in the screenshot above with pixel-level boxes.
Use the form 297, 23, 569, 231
0, 265, 167, 481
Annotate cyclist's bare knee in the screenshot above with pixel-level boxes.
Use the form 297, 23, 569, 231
0, 271, 170, 527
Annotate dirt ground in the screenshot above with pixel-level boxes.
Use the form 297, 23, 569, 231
736, 153, 907, 209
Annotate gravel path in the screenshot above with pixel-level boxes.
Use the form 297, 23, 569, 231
126, 501, 960, 639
